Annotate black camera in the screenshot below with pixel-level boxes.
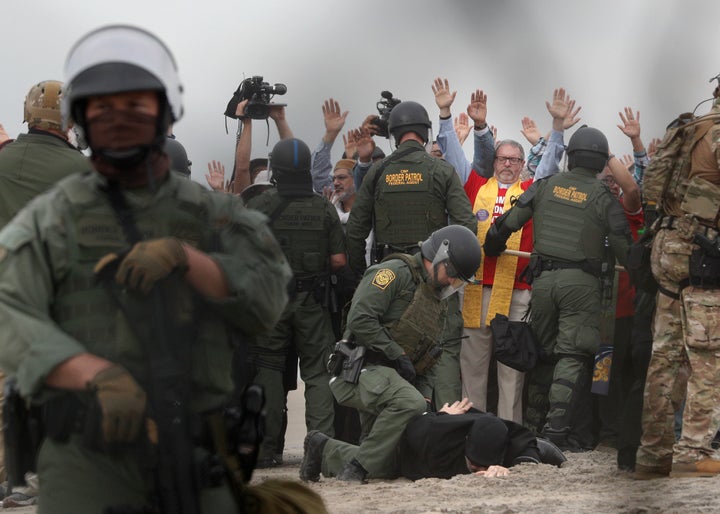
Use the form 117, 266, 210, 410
224, 76, 287, 120
371, 90, 401, 138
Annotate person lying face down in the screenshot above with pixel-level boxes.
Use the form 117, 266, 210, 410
398, 399, 566, 480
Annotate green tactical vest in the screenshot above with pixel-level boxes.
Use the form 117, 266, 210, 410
383, 253, 447, 375
533, 170, 608, 263
372, 156, 447, 248
255, 190, 330, 278
51, 176, 235, 409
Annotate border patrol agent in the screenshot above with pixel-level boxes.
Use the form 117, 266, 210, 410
484, 126, 632, 452
299, 225, 481, 483
0, 25, 292, 513
346, 101, 477, 409
246, 137, 346, 467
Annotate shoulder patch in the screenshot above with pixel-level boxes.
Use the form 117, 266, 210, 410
371, 268, 396, 290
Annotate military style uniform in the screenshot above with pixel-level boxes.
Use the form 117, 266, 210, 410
0, 131, 91, 226
486, 166, 632, 444
246, 187, 345, 462
636, 99, 720, 473
345, 140, 476, 407
320, 253, 448, 478
0, 171, 292, 513
0, 128, 91, 491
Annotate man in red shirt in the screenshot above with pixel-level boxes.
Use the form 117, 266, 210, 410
457, 90, 572, 422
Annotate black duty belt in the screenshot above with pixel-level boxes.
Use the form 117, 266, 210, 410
539, 259, 584, 272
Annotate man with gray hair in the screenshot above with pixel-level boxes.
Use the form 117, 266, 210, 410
432, 79, 572, 424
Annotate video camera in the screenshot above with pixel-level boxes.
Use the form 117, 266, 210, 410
224, 76, 287, 120
371, 90, 401, 138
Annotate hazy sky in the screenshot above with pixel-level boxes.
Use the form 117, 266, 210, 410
2, 0, 719, 185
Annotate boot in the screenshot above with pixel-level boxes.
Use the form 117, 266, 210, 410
540, 425, 583, 453
670, 458, 720, 478
336, 458, 368, 483
634, 459, 671, 480
536, 437, 568, 467
299, 430, 329, 482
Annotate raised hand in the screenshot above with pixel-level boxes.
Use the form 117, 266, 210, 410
647, 137, 661, 158
619, 154, 634, 170
432, 77, 457, 117
563, 98, 582, 129
467, 89, 488, 126
343, 128, 360, 159
356, 127, 377, 162
205, 160, 226, 192
454, 113, 472, 145
322, 98, 349, 135
520, 116, 542, 145
234, 99, 249, 118
360, 114, 380, 138
617, 107, 641, 139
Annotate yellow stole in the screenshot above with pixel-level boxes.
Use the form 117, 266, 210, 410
463, 178, 525, 328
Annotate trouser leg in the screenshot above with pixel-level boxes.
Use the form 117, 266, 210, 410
330, 367, 426, 477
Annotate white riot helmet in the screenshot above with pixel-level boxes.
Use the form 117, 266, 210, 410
61, 24, 183, 136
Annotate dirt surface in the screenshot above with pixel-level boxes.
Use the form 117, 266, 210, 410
18, 384, 720, 512
254, 445, 720, 513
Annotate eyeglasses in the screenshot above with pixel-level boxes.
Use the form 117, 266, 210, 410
495, 156, 523, 165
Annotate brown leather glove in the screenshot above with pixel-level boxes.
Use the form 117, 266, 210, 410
87, 365, 147, 444
94, 237, 188, 294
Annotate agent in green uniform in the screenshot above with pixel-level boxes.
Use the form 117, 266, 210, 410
346, 101, 477, 409
484, 126, 632, 452
245, 137, 346, 466
0, 25, 292, 514
299, 225, 481, 483
0, 79, 93, 506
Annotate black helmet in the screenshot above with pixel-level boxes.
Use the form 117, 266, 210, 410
420, 225, 481, 283
388, 101, 431, 143
270, 138, 313, 196
164, 137, 190, 177
566, 126, 609, 172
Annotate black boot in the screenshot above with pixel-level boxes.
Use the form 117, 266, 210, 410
336, 458, 368, 483
541, 425, 584, 453
536, 437, 568, 467
299, 431, 329, 482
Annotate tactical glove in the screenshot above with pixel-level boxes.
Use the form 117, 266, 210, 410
94, 237, 188, 294
395, 354, 416, 384
87, 365, 147, 444
482, 223, 508, 257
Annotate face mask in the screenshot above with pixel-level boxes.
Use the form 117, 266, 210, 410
86, 109, 165, 186
86, 109, 157, 157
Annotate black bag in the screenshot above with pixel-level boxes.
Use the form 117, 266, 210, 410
490, 313, 539, 372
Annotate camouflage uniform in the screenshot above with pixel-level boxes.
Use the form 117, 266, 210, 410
636, 102, 720, 471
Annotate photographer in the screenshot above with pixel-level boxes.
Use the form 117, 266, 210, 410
212, 78, 293, 195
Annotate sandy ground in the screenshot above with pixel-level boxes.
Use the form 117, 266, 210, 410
253, 383, 720, 514
15, 382, 720, 513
